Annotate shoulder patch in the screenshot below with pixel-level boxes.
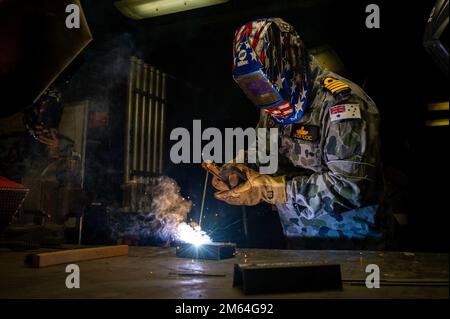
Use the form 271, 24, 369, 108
291, 124, 320, 142
323, 77, 351, 95
329, 104, 361, 122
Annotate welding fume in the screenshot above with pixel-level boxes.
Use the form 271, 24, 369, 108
118, 57, 212, 247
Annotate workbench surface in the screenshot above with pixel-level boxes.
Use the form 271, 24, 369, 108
0, 247, 448, 298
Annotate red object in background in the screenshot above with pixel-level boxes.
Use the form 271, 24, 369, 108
0, 176, 29, 235
88, 112, 109, 128
0, 176, 25, 189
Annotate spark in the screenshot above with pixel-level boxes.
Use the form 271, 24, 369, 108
206, 218, 243, 236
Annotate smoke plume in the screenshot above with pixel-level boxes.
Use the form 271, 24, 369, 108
109, 176, 211, 245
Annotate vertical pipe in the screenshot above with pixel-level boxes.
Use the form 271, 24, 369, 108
124, 56, 136, 182
153, 69, 160, 174
133, 59, 142, 176
158, 73, 166, 174
147, 67, 155, 174
140, 64, 148, 172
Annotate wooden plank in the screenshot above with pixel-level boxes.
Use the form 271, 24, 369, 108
26, 245, 129, 268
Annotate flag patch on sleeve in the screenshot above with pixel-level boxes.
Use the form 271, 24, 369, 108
329, 104, 361, 122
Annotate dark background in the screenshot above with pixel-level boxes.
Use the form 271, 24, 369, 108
3, 0, 449, 251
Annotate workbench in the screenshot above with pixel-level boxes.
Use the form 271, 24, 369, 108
0, 247, 448, 298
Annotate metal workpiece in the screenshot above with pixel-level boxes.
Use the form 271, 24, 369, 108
233, 262, 342, 294
175, 242, 237, 260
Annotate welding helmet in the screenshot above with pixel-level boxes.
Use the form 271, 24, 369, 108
232, 18, 310, 125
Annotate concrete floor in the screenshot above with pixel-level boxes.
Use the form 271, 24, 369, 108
0, 246, 448, 298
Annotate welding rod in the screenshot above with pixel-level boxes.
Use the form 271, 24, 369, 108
199, 170, 209, 228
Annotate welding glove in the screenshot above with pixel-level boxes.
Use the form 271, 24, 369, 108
212, 163, 287, 206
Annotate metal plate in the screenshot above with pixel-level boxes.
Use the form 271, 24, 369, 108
233, 262, 342, 294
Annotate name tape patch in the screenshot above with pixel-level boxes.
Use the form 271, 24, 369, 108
329, 104, 361, 122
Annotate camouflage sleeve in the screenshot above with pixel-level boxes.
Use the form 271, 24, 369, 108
285, 96, 380, 219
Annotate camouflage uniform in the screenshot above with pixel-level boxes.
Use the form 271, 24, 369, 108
257, 56, 383, 240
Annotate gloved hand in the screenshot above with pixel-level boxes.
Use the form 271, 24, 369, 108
212, 163, 287, 206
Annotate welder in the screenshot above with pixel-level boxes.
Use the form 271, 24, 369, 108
212, 18, 385, 247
